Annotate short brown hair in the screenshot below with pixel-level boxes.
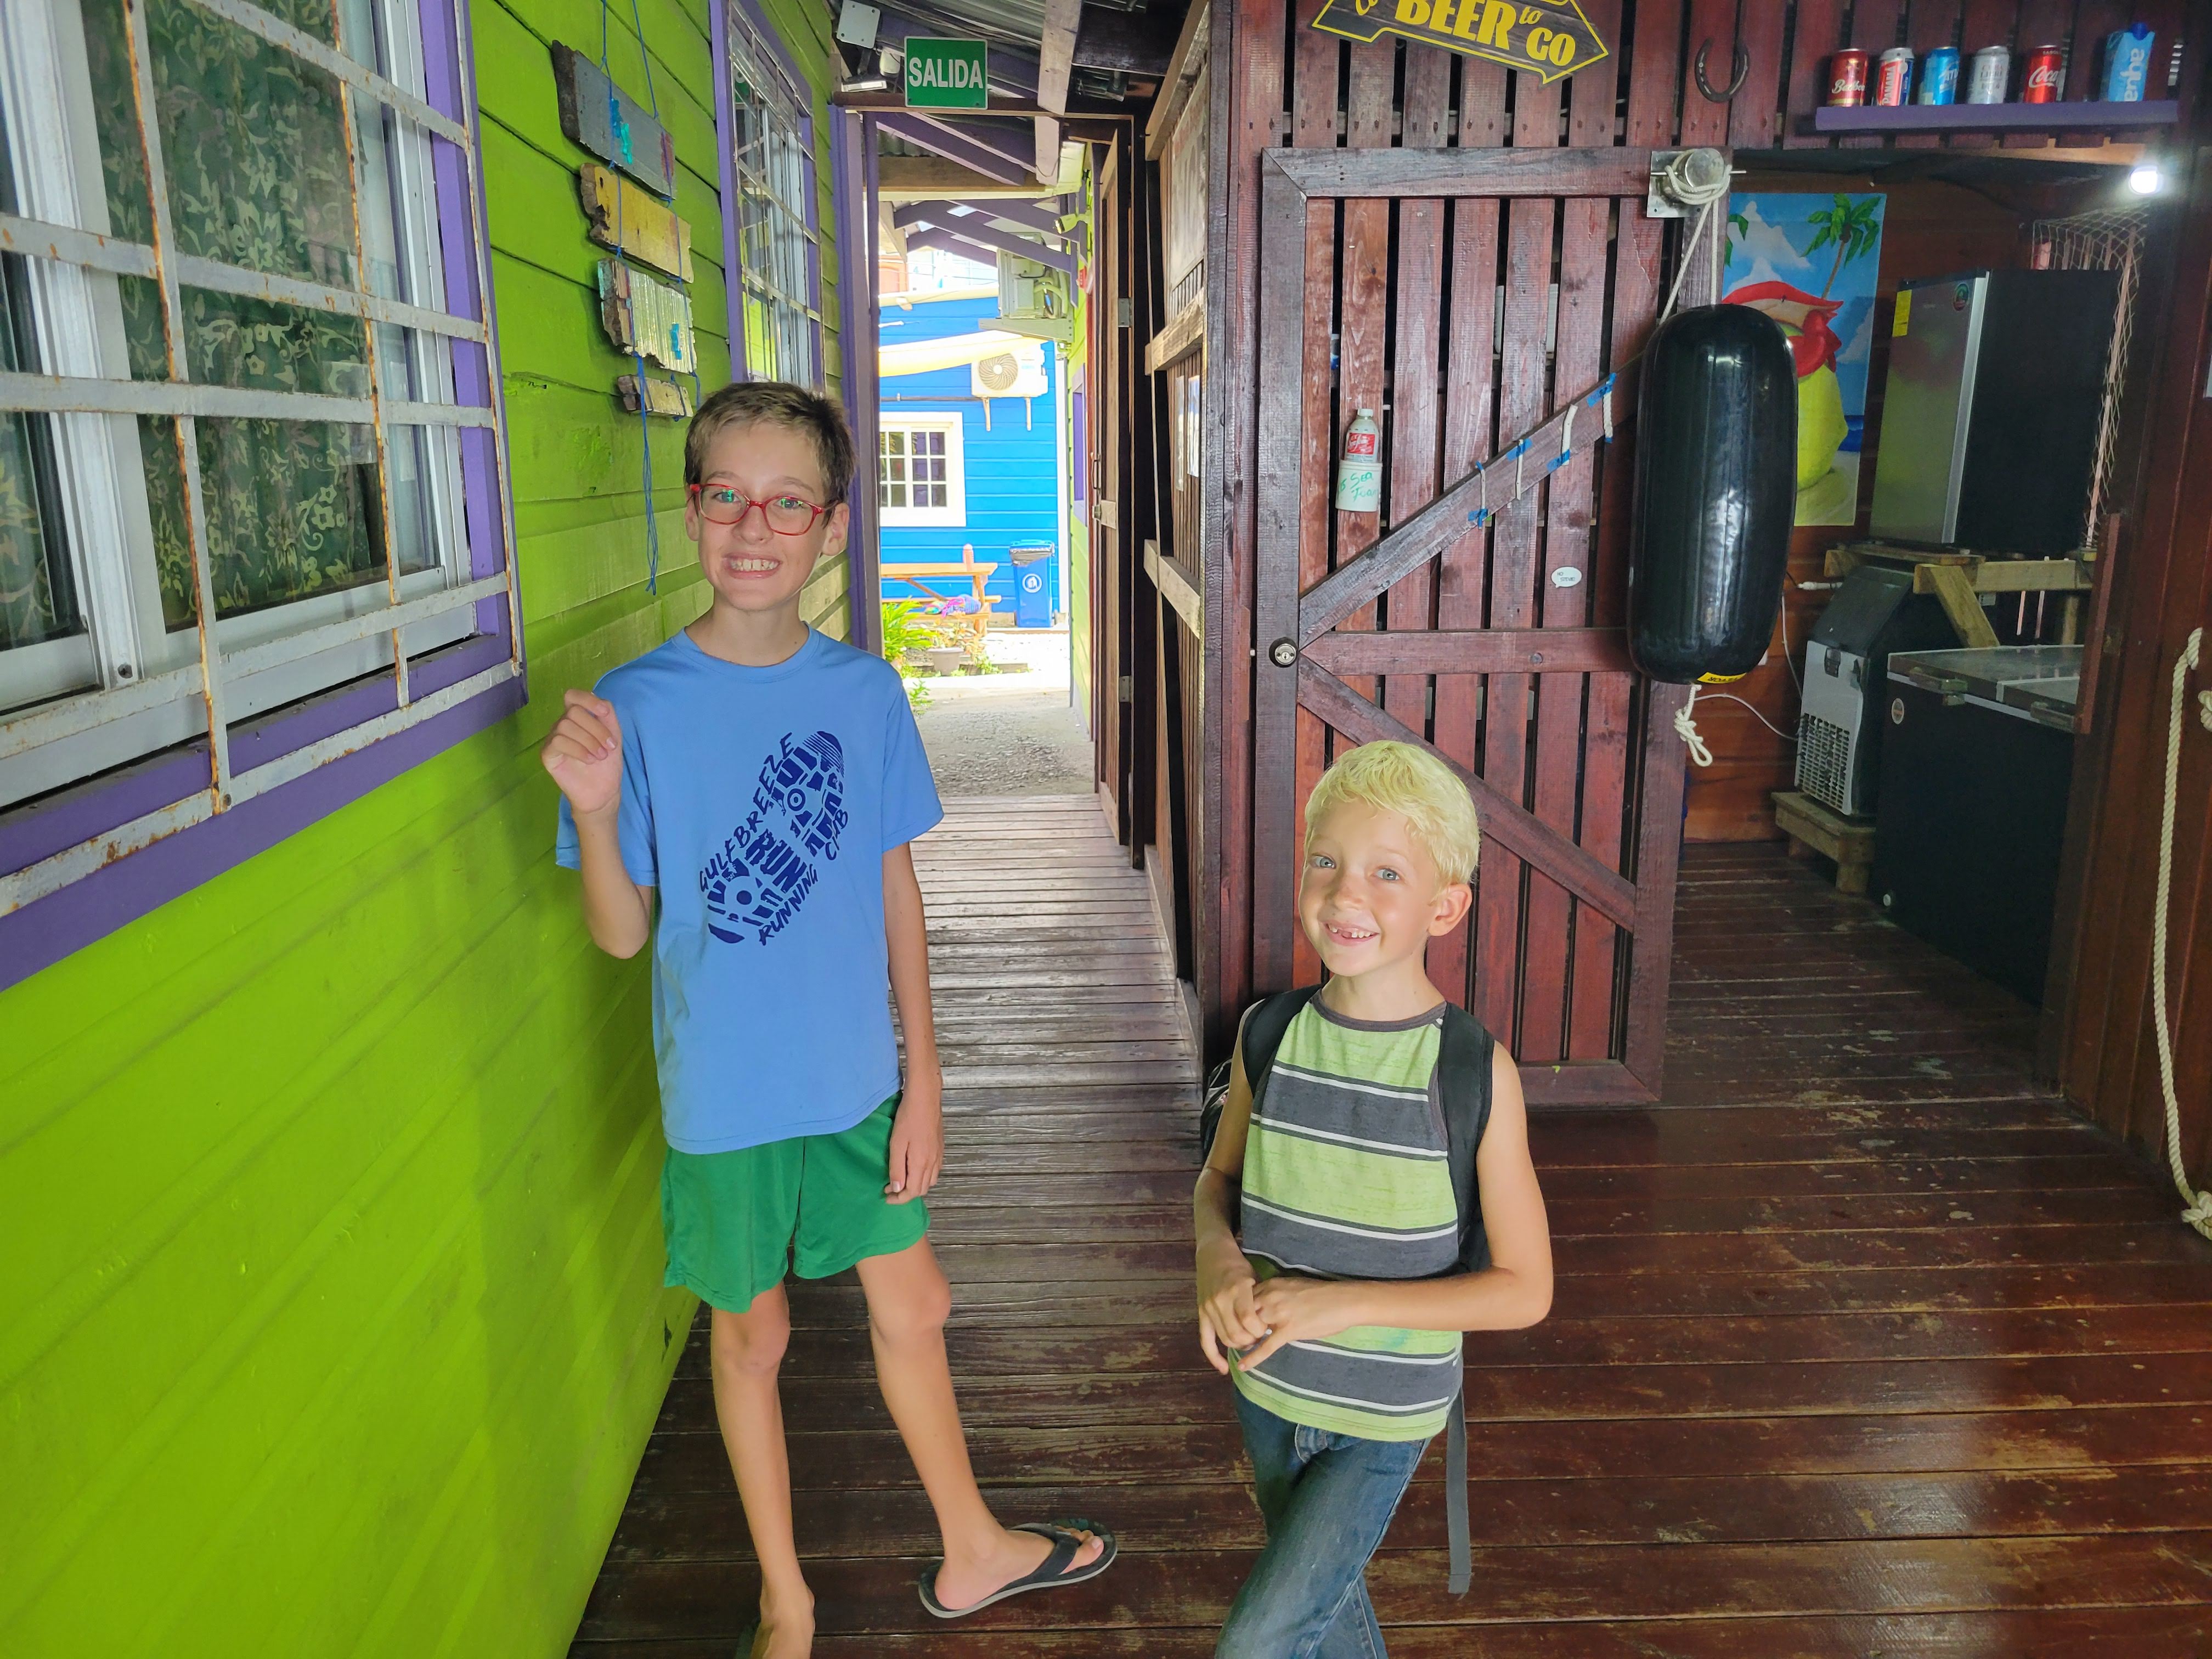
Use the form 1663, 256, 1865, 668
683, 380, 856, 503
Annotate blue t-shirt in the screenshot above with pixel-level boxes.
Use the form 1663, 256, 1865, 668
555, 627, 944, 1153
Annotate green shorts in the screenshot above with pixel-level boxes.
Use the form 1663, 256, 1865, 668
661, 1094, 929, 1312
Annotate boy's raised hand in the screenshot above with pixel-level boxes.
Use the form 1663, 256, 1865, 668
541, 689, 624, 816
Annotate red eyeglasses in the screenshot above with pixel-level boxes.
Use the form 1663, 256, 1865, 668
687, 484, 832, 534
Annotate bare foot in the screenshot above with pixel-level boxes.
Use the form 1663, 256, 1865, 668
748, 1586, 814, 1659
932, 1523, 1105, 1613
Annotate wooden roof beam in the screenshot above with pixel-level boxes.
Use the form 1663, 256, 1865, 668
1034, 0, 1080, 185
874, 111, 1034, 187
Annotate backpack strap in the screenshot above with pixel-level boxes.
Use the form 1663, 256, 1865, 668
1434, 1003, 1494, 1598
1237, 985, 1323, 1111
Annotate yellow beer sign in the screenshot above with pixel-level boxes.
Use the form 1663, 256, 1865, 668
1311, 0, 1607, 84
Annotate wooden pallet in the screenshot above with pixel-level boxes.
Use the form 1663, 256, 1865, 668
1773, 788, 1876, 896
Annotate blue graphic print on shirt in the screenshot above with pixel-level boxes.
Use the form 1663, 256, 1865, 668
700, 731, 850, 944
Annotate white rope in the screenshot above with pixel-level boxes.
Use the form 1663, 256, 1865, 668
1673, 683, 1714, 768
2150, 627, 2212, 1239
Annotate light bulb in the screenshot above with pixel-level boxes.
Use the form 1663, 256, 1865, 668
2128, 162, 2162, 195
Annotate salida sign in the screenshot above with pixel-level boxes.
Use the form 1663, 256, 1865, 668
1311, 0, 1607, 83
902, 37, 989, 109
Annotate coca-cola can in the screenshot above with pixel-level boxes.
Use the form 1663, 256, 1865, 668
1875, 47, 1914, 106
1827, 48, 1869, 106
1965, 44, 2011, 104
2022, 45, 2065, 102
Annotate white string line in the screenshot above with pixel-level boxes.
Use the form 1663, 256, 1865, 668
2150, 626, 2212, 1239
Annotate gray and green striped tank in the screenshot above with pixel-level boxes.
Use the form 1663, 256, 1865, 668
1232, 999, 1464, 1442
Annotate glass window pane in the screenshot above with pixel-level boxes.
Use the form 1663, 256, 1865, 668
198, 417, 385, 616
148, 0, 359, 290
0, 100, 84, 658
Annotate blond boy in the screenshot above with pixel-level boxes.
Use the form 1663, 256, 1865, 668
1193, 740, 1553, 1657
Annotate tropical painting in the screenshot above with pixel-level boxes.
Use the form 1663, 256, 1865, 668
1724, 192, 1886, 527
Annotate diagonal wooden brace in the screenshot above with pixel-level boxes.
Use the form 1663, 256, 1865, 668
1296, 659, 1641, 930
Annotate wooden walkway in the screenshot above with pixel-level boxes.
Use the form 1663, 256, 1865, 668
571, 818, 2212, 1656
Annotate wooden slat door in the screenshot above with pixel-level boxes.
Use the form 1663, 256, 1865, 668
1251, 144, 1720, 1106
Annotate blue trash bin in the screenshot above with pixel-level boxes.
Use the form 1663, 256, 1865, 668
1010, 544, 1054, 628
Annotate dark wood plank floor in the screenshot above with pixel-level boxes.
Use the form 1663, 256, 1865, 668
571, 815, 2212, 1656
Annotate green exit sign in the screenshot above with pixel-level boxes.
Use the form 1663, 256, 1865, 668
903, 37, 988, 109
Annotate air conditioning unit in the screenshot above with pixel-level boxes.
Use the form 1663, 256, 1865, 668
972, 339, 1047, 399
997, 250, 1069, 321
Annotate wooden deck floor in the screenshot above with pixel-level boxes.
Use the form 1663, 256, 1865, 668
571, 809, 2212, 1657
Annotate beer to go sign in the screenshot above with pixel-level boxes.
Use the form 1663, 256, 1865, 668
1312, 0, 1606, 83
903, 37, 989, 109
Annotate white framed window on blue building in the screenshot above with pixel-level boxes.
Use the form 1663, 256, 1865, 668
878, 416, 963, 528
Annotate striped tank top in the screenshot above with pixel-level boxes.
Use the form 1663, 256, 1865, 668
1232, 998, 1465, 1442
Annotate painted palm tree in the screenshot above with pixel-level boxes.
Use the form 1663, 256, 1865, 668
1804, 193, 1882, 298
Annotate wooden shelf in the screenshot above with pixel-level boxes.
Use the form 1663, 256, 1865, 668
1805, 99, 2178, 137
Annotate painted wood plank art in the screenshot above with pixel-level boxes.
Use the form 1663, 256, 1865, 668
550, 42, 677, 196
596, 259, 696, 374
578, 163, 693, 281
617, 374, 696, 417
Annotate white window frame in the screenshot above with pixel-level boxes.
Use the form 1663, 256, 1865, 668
0, 0, 518, 919
878, 415, 964, 528
726, 5, 820, 387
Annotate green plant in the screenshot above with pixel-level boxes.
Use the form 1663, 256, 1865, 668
880, 599, 935, 708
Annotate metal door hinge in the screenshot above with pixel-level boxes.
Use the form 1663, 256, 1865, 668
1116, 297, 1133, 328
1118, 675, 1133, 702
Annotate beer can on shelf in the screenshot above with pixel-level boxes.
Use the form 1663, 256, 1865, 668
2103, 24, 2155, 101
1875, 46, 1914, 106
1965, 44, 2011, 104
2022, 44, 2065, 103
1827, 48, 1869, 106
1917, 44, 1960, 105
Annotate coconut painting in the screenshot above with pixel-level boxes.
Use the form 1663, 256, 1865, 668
1723, 193, 1887, 527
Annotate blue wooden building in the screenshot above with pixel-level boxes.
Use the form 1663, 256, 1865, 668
877, 289, 1065, 628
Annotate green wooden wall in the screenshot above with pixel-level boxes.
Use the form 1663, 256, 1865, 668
0, 2, 848, 1655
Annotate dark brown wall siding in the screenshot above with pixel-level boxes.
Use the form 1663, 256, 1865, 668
1204, 0, 2207, 1078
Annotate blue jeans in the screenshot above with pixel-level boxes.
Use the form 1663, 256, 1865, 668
1216, 1389, 1431, 1659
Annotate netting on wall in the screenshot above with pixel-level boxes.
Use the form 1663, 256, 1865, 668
2030, 207, 2147, 545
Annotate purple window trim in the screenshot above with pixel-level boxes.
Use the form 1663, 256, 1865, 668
833, 106, 881, 651
2, 0, 525, 995
0, 675, 525, 995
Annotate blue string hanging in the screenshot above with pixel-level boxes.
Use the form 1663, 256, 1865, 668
598, 0, 668, 592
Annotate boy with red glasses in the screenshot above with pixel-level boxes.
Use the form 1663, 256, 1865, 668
541, 382, 1113, 1658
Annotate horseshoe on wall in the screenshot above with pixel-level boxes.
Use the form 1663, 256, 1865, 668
1694, 38, 1751, 102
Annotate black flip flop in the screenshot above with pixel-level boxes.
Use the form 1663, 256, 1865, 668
916, 1519, 1118, 1618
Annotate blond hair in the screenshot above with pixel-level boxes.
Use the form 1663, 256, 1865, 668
1304, 741, 1481, 884
684, 380, 856, 501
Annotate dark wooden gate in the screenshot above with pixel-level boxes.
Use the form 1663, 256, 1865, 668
1251, 143, 1723, 1105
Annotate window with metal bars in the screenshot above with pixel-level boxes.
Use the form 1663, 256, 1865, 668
726, 4, 820, 387
0, 0, 516, 983
878, 419, 961, 526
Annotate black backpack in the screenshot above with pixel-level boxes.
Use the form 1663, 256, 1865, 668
1200, 984, 1493, 1594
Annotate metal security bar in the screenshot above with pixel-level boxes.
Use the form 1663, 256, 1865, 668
0, 0, 522, 918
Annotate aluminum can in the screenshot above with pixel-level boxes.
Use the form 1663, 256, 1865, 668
1965, 44, 2011, 104
1917, 45, 1960, 105
1875, 47, 1914, 106
2022, 45, 2065, 103
1826, 48, 1869, 106
2103, 25, 2155, 101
